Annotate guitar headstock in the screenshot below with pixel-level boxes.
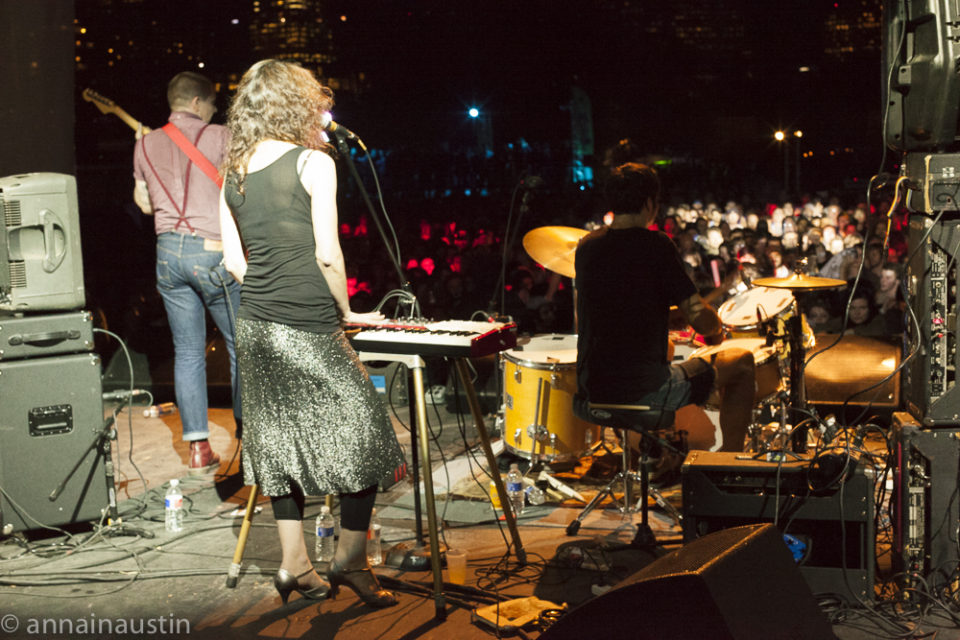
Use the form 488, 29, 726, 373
82, 88, 117, 115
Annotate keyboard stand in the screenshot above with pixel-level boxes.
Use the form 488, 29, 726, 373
358, 352, 526, 621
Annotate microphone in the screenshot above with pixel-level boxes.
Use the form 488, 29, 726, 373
520, 176, 544, 208
102, 389, 148, 402
521, 175, 544, 190
321, 112, 358, 141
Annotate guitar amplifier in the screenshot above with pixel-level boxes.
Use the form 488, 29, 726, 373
0, 310, 95, 361
682, 450, 875, 602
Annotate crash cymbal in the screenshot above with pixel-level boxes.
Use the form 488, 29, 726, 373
752, 272, 846, 290
522, 226, 588, 278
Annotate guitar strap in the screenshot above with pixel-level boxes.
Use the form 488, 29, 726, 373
161, 123, 224, 188
141, 123, 221, 234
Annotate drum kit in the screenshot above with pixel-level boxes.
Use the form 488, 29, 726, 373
509, 226, 848, 460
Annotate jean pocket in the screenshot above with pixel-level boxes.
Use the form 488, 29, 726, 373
156, 258, 175, 290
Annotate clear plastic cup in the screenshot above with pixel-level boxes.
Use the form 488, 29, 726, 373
445, 548, 467, 585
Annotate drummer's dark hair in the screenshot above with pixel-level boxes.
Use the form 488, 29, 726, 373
605, 162, 659, 215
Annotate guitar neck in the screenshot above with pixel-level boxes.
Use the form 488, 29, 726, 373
83, 89, 151, 134
112, 107, 147, 133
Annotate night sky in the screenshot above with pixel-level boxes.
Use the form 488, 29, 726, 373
75, 0, 882, 189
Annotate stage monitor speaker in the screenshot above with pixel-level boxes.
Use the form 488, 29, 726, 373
0, 172, 85, 312
0, 352, 108, 533
681, 450, 875, 602
904, 216, 960, 425
540, 523, 833, 640
891, 412, 960, 598
805, 334, 900, 411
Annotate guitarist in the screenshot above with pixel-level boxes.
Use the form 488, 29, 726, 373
132, 71, 241, 474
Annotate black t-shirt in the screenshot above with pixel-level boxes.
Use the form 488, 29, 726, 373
575, 226, 697, 403
225, 146, 340, 333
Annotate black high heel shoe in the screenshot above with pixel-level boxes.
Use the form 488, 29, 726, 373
274, 568, 330, 605
327, 560, 398, 608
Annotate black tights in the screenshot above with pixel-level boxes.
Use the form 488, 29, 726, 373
270, 483, 378, 531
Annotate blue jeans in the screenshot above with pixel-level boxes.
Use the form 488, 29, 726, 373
156, 232, 242, 441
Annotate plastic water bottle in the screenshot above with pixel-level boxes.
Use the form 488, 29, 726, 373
366, 508, 382, 566
164, 479, 183, 532
315, 505, 336, 563
506, 463, 524, 517
525, 483, 546, 506
144, 402, 177, 418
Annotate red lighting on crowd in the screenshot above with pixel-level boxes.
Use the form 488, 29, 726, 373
354, 216, 369, 236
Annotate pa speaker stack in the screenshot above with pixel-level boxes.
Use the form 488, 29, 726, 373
0, 173, 107, 534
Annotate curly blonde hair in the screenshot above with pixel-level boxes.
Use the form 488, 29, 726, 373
223, 59, 334, 189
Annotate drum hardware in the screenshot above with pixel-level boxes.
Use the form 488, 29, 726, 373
524, 378, 552, 460
721, 262, 846, 455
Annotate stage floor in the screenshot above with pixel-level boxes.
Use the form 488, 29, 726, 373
0, 399, 954, 639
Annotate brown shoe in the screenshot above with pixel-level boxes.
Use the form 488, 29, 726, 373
188, 440, 221, 475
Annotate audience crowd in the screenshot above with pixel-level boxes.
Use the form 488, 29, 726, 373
339, 190, 911, 344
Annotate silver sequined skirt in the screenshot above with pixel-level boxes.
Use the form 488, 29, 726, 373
236, 317, 405, 497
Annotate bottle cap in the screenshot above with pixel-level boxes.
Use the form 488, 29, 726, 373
170, 478, 179, 487
320, 505, 330, 514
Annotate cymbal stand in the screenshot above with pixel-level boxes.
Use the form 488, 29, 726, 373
785, 314, 810, 453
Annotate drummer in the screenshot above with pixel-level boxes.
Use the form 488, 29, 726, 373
575, 162, 756, 454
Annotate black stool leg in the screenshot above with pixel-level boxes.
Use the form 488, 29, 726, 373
631, 446, 658, 548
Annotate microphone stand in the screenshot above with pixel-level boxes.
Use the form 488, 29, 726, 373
489, 181, 532, 317
331, 132, 415, 314
331, 130, 436, 574
49, 410, 152, 538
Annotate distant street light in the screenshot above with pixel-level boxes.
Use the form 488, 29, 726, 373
774, 130, 788, 192
468, 107, 480, 118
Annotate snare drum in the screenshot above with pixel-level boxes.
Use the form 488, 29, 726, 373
502, 334, 600, 461
689, 338, 783, 405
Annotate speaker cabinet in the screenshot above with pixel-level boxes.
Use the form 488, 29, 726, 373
903, 216, 960, 425
540, 524, 833, 640
892, 411, 960, 598
682, 450, 875, 602
0, 173, 85, 312
0, 352, 108, 532
805, 334, 901, 410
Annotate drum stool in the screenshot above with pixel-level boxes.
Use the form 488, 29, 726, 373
565, 396, 682, 548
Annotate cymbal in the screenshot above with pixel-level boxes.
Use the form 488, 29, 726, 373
752, 272, 846, 290
522, 226, 588, 278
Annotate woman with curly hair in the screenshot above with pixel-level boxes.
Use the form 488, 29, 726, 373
219, 59, 403, 608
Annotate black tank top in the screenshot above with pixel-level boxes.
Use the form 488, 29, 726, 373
225, 146, 340, 333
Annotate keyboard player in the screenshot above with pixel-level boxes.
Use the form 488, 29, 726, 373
575, 162, 755, 458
